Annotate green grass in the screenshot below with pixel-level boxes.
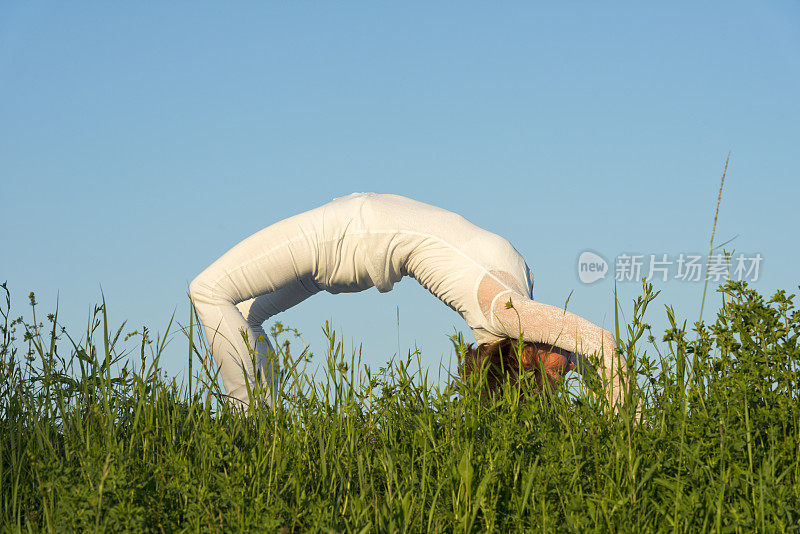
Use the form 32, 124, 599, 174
1, 279, 799, 532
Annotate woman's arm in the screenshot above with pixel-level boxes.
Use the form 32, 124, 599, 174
477, 274, 628, 409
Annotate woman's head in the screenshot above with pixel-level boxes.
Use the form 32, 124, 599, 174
458, 338, 574, 397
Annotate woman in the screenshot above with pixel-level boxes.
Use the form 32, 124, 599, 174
189, 193, 627, 409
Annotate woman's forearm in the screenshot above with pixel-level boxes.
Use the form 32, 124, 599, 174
487, 290, 627, 408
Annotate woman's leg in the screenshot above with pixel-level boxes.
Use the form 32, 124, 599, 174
188, 221, 320, 408
232, 284, 318, 407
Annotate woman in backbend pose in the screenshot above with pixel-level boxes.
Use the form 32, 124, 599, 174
189, 193, 628, 410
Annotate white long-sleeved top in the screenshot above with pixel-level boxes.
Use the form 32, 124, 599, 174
189, 193, 624, 407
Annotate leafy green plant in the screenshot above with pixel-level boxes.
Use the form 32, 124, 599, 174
1, 279, 798, 532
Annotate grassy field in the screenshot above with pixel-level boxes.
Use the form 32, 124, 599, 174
1, 279, 799, 532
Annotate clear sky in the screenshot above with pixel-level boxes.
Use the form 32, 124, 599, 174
2, 2, 799, 385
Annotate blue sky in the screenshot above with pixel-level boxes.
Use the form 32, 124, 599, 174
2, 2, 799, 385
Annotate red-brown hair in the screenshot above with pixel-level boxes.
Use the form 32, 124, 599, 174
457, 338, 570, 398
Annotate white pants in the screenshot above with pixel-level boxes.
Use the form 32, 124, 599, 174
188, 219, 321, 408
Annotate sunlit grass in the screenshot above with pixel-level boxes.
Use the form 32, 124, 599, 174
1, 279, 798, 532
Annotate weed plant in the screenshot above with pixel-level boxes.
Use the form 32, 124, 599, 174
1, 279, 799, 532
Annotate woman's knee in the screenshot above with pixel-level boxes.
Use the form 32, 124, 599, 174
189, 273, 231, 306
188, 276, 211, 305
